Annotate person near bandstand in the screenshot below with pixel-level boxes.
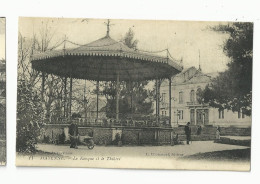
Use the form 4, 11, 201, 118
184, 122, 192, 145
69, 120, 79, 149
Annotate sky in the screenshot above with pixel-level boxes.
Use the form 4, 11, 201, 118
0, 18, 5, 60
19, 17, 231, 73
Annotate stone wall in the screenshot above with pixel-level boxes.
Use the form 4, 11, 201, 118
215, 137, 251, 146
93, 128, 113, 145
41, 124, 251, 145
219, 127, 251, 136
140, 129, 156, 144
78, 127, 93, 137
122, 129, 140, 145
170, 125, 251, 141
158, 130, 172, 144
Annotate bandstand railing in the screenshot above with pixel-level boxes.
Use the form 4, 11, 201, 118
47, 117, 172, 128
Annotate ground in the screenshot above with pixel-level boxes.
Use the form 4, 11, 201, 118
182, 148, 250, 162
34, 141, 249, 159
16, 141, 250, 170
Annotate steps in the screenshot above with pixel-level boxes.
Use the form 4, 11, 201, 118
172, 126, 251, 142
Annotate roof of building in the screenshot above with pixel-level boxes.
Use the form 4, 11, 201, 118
31, 35, 182, 81
161, 66, 219, 87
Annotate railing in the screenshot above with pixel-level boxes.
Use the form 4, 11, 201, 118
46, 117, 172, 128
186, 101, 209, 106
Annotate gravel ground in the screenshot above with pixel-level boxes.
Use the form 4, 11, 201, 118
16, 141, 250, 170
34, 141, 249, 159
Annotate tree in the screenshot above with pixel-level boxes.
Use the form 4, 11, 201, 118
16, 81, 43, 152
121, 28, 138, 50
100, 81, 153, 119
95, 28, 153, 119
17, 20, 64, 152
201, 22, 253, 116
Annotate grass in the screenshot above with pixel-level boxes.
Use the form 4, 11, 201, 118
181, 148, 251, 162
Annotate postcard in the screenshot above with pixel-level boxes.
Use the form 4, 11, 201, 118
16, 17, 252, 170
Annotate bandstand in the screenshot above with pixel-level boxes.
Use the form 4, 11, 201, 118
31, 20, 182, 126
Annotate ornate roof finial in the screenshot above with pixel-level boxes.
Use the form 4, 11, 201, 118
104, 19, 114, 37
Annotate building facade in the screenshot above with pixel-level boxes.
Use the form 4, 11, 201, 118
160, 67, 251, 127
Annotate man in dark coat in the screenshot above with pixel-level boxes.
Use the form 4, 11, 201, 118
69, 120, 79, 149
184, 122, 191, 145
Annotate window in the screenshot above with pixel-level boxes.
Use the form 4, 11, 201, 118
190, 90, 195, 102
161, 93, 166, 103
179, 91, 183, 104
178, 110, 184, 120
199, 113, 202, 120
162, 111, 167, 116
196, 88, 202, 103
218, 109, 224, 119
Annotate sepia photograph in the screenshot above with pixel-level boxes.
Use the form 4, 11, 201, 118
0, 17, 6, 166
16, 17, 252, 170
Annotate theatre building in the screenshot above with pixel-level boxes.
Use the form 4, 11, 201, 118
159, 67, 251, 127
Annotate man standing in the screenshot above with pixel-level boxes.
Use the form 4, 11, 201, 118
184, 122, 191, 145
69, 120, 79, 149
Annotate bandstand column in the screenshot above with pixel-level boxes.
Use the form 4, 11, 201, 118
84, 80, 87, 121
41, 72, 45, 102
96, 81, 99, 120
158, 80, 161, 124
69, 77, 72, 120
41, 72, 45, 122
194, 108, 197, 125
131, 82, 133, 119
64, 77, 67, 118
169, 77, 172, 124
155, 79, 157, 124
155, 79, 159, 125
116, 72, 120, 121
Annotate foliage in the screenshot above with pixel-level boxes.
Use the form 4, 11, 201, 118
72, 112, 81, 119
57, 132, 66, 144
16, 81, 43, 153
17, 20, 64, 152
102, 81, 154, 119
43, 135, 50, 144
95, 28, 153, 119
121, 28, 138, 49
201, 22, 253, 116
18, 21, 64, 123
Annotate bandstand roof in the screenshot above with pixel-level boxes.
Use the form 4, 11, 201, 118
31, 35, 182, 81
